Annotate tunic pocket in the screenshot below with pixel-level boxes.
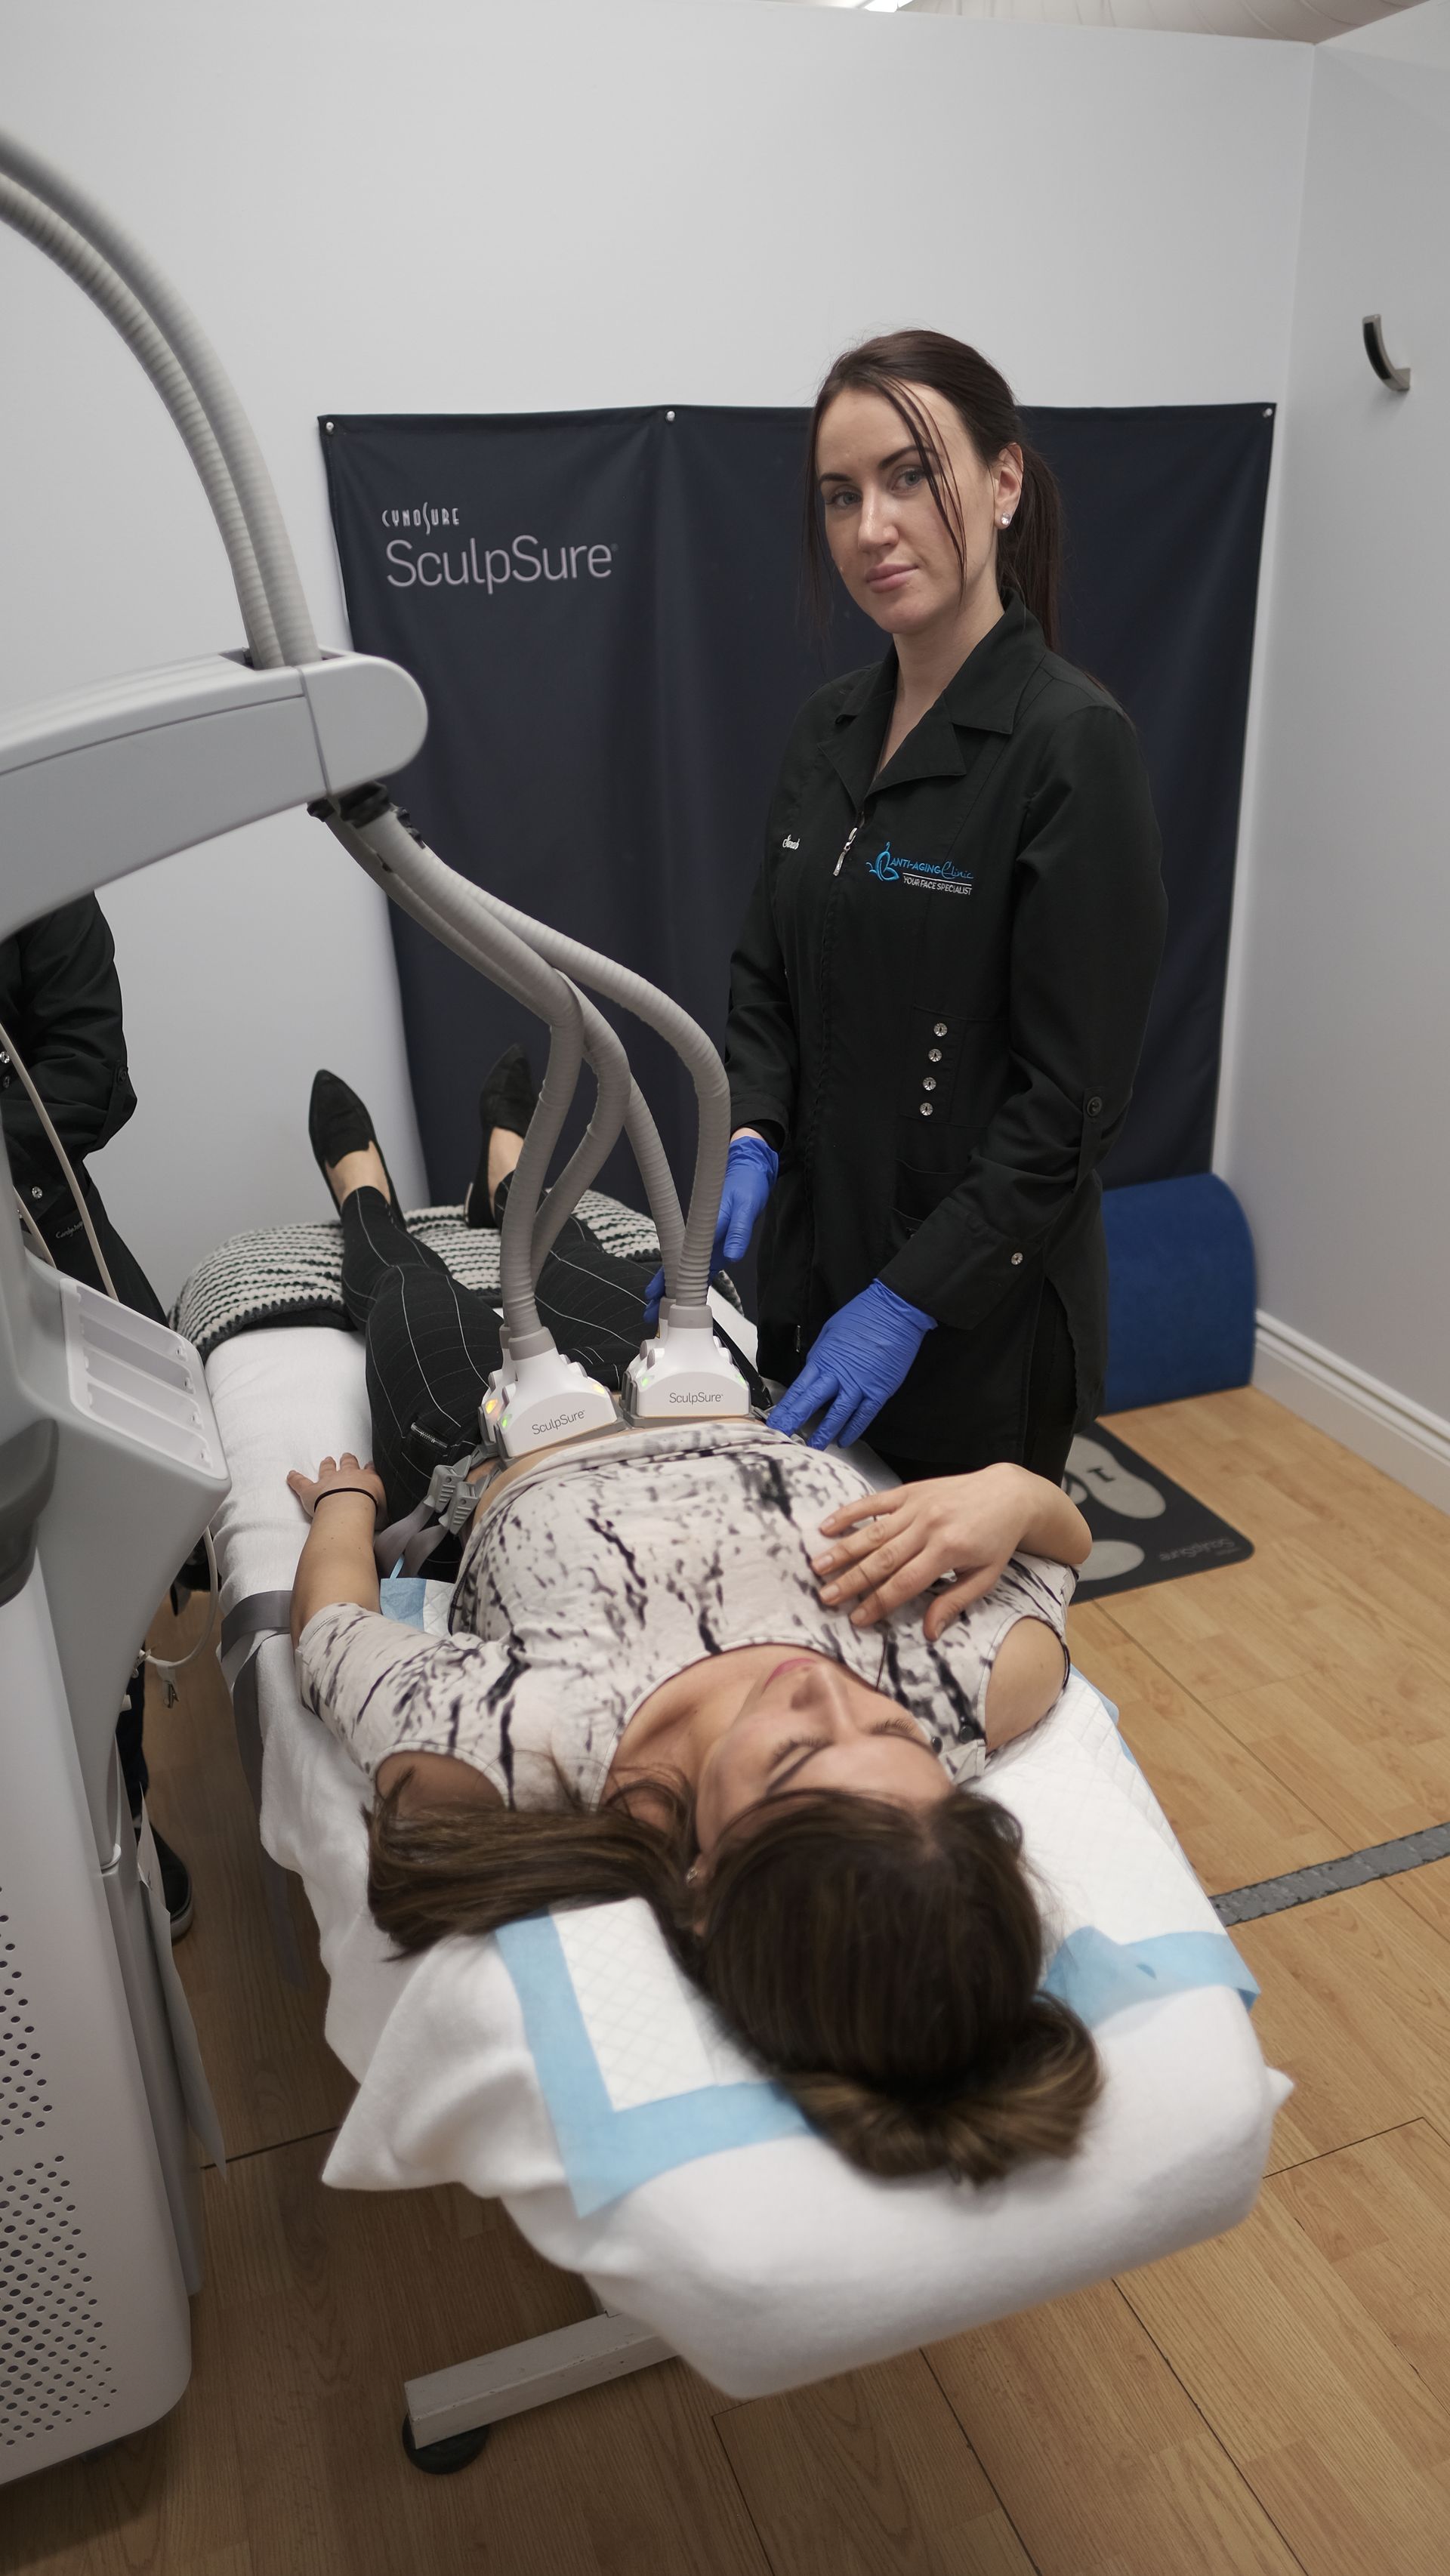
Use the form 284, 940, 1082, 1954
887, 1157, 967, 1261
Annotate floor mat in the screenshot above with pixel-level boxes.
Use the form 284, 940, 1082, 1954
1066, 1423, 1253, 1599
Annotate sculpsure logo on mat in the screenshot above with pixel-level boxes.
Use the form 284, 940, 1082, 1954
382, 513, 618, 595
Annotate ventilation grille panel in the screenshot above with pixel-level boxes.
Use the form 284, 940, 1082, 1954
1, 2153, 116, 2447
1, 1904, 51, 2146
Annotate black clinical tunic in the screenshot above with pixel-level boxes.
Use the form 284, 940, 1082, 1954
727, 597, 1166, 1467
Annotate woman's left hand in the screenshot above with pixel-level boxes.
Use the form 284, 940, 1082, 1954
286, 1453, 387, 1523
810, 1465, 1032, 1638
767, 1279, 935, 1450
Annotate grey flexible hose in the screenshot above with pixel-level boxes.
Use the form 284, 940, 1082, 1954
359, 842, 682, 1273
470, 884, 729, 1319
348, 800, 714, 1307
0, 127, 316, 668
616, 1083, 684, 1283
337, 808, 588, 1348
350, 814, 683, 1303
350, 828, 657, 1349
335, 806, 686, 1286
0, 176, 281, 668
341, 818, 687, 1300
500, 1026, 584, 1348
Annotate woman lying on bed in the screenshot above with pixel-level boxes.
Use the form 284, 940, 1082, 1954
288, 1060, 1100, 2189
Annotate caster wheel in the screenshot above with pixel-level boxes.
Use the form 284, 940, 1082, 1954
401, 2415, 492, 2476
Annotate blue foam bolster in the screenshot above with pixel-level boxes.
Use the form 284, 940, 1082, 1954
1101, 1174, 1257, 1412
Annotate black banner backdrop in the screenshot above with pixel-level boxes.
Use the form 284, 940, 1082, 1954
322, 403, 1273, 1234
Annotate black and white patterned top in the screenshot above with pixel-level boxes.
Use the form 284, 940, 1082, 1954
296, 1420, 1074, 1809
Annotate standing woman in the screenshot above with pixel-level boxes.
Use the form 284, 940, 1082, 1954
722, 332, 1166, 1488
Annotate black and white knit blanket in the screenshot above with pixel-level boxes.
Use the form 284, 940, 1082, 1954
173, 1192, 666, 1363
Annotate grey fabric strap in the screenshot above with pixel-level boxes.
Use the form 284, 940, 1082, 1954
373, 1498, 445, 1578
221, 1588, 293, 1658
374, 1442, 494, 1578
135, 1804, 228, 2167
224, 1592, 309, 1991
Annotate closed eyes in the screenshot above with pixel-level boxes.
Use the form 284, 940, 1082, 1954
767, 1716, 926, 1788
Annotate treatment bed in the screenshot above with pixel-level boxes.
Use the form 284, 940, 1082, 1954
201, 1296, 1287, 2457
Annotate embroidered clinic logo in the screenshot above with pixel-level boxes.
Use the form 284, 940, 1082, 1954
378, 506, 618, 597
866, 843, 973, 897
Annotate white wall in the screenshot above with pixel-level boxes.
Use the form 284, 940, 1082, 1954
1219, 1, 1450, 1495
0, 0, 1310, 1301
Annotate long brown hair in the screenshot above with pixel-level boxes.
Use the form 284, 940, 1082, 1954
804, 328, 1063, 651
368, 1779, 1100, 2186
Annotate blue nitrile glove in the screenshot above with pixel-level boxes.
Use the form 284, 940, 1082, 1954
644, 1133, 779, 1325
767, 1279, 936, 1451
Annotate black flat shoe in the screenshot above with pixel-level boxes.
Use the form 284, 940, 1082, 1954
154, 1828, 193, 1942
308, 1069, 396, 1211
467, 1044, 536, 1227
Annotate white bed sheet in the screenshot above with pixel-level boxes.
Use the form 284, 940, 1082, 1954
206, 1324, 1286, 2402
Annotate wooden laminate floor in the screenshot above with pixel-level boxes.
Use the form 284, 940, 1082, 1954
7, 1385, 1450, 2575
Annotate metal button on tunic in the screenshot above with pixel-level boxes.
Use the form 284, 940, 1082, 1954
933, 1023, 949, 1038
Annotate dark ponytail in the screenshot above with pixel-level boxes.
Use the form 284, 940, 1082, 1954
368, 1774, 1100, 2189
804, 328, 1063, 651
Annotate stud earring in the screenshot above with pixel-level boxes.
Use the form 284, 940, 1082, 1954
999, 514, 1013, 528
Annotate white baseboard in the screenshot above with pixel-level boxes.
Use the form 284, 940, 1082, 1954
1254, 1312, 1450, 1517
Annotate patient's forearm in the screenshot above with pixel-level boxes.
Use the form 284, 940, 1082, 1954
291, 1495, 381, 1645
1013, 1473, 1091, 1569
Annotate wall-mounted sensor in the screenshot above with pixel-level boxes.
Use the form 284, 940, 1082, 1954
1362, 315, 1411, 393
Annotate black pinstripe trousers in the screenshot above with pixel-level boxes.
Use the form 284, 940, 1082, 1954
341, 1183, 656, 1526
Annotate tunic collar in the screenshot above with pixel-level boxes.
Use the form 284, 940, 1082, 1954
825, 593, 1046, 804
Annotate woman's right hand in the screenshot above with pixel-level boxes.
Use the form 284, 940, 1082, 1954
286, 1453, 387, 1524
644, 1130, 779, 1322
287, 1454, 385, 1644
